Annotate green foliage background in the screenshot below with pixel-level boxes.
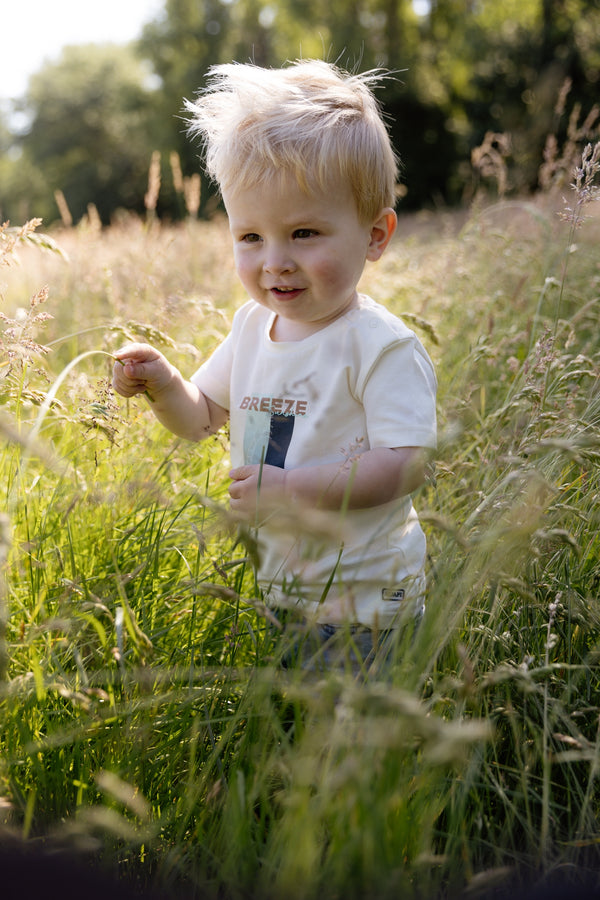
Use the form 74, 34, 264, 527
1, 0, 599, 223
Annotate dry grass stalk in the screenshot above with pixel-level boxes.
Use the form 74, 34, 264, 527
144, 150, 162, 217
169, 151, 184, 194
559, 140, 600, 227
471, 131, 511, 197
183, 173, 201, 218
0, 283, 52, 400
53, 190, 73, 228
84, 203, 102, 232
0, 219, 43, 268
538, 79, 600, 191
1, 219, 54, 369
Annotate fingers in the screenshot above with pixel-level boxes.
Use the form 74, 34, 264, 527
114, 342, 159, 364
228, 467, 253, 498
229, 465, 253, 482
111, 343, 161, 398
114, 343, 158, 377
228, 465, 286, 517
112, 360, 146, 397
228, 467, 259, 515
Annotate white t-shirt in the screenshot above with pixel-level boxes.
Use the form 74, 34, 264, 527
192, 295, 437, 629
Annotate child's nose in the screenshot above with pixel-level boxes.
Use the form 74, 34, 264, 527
263, 245, 296, 275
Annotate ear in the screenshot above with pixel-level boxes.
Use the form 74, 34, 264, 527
366, 208, 397, 261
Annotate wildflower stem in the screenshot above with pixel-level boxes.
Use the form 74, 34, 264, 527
28, 350, 152, 453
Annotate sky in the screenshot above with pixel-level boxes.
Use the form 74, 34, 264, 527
1, 0, 433, 104
1, 0, 164, 102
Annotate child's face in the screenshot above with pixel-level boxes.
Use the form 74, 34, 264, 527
223, 173, 393, 340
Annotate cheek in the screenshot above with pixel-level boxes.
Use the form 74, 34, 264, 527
311, 254, 362, 291
233, 252, 258, 287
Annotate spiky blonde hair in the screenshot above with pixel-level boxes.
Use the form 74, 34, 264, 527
185, 59, 399, 224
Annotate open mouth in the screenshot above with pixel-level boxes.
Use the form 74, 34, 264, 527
271, 287, 303, 299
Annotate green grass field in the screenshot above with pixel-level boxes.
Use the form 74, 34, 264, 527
1, 145, 600, 898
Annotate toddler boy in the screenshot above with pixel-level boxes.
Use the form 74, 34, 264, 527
112, 60, 437, 673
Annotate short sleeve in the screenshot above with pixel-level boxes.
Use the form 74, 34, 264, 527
190, 331, 234, 411
362, 339, 437, 450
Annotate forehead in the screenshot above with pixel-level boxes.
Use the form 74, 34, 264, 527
223, 171, 359, 224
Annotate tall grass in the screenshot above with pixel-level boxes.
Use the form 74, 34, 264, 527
1, 139, 599, 899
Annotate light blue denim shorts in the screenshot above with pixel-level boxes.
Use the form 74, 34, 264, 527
272, 611, 397, 677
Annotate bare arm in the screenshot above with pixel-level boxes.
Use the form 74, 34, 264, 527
228, 446, 426, 518
112, 343, 228, 441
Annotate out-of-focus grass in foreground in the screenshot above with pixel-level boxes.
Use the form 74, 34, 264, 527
1, 142, 600, 899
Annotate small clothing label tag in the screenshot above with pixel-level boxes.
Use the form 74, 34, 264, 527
382, 588, 405, 602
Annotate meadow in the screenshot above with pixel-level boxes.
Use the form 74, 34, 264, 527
1, 141, 600, 899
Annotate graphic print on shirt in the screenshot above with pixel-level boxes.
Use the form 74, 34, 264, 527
265, 414, 295, 467
240, 394, 309, 469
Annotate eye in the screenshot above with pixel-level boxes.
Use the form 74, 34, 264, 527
293, 228, 317, 239
241, 233, 261, 243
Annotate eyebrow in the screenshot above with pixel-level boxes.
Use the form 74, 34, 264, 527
230, 214, 331, 233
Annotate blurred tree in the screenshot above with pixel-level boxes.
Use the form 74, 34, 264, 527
419, 0, 600, 195
138, 0, 434, 211
136, 0, 331, 216
1, 0, 598, 223
0, 105, 11, 157
0, 98, 58, 225
7, 44, 160, 224
138, 0, 230, 119
137, 0, 234, 216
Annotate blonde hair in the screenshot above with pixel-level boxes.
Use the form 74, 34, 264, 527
185, 59, 399, 224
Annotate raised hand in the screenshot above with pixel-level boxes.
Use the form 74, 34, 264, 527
112, 343, 174, 401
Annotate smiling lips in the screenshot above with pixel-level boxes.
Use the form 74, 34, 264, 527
270, 286, 304, 300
